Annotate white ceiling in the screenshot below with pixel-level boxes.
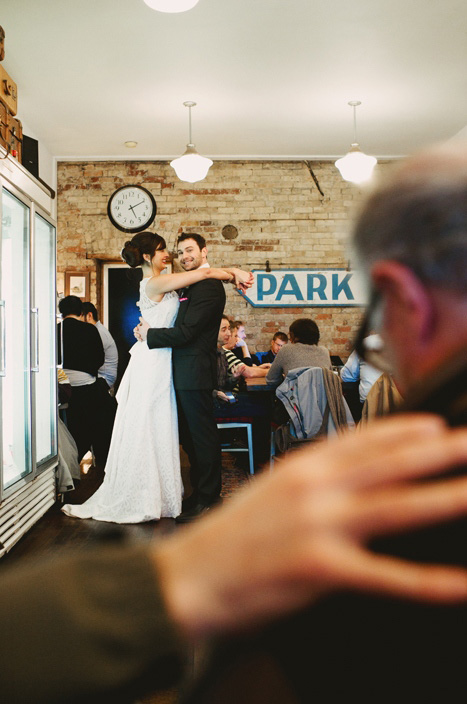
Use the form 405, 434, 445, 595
2, 0, 467, 161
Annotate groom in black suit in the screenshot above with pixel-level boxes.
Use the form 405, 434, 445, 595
138, 233, 228, 522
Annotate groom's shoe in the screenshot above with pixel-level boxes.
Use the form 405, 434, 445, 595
175, 503, 211, 524
181, 493, 198, 512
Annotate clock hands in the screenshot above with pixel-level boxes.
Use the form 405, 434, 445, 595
128, 200, 146, 214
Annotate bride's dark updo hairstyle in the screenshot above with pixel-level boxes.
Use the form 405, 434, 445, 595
121, 232, 167, 268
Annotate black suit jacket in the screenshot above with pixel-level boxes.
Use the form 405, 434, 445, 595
146, 278, 226, 391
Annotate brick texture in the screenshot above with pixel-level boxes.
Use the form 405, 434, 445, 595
57, 160, 390, 360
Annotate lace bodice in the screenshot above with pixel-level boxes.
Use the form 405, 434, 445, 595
137, 278, 179, 327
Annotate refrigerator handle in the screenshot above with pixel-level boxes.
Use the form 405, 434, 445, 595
56, 313, 63, 370
0, 300, 5, 377
31, 307, 39, 372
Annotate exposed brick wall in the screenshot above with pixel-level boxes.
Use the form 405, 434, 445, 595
57, 160, 390, 360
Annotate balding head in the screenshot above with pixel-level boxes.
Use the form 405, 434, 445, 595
352, 142, 467, 392
352, 142, 467, 295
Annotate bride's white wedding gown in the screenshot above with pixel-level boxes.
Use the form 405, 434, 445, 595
62, 279, 182, 522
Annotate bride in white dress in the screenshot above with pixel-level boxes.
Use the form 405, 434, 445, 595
62, 232, 247, 523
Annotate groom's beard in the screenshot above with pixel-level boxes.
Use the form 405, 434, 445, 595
180, 255, 203, 271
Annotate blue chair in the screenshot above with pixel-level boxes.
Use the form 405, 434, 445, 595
217, 421, 254, 475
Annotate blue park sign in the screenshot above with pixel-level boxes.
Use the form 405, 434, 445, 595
242, 269, 368, 308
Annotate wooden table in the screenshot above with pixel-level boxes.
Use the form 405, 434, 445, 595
245, 377, 276, 392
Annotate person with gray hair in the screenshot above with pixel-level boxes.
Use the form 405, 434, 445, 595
185, 142, 467, 702
351, 142, 467, 391
352, 144, 467, 297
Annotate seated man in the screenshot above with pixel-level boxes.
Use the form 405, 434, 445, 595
214, 315, 244, 399
266, 318, 332, 387
231, 319, 254, 366
223, 323, 271, 380
252, 331, 288, 365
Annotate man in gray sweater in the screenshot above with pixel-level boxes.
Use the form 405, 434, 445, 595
266, 318, 331, 387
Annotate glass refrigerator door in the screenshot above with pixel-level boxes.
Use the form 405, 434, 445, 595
1, 189, 32, 490
33, 213, 57, 466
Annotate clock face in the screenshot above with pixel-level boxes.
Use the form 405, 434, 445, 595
107, 185, 157, 233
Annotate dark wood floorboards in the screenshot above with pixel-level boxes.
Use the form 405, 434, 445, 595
0, 460, 178, 569
1, 448, 250, 569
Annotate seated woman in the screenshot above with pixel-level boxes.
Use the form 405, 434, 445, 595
266, 318, 332, 387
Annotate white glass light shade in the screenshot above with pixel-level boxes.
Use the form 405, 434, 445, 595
335, 144, 377, 184
170, 145, 213, 183
143, 0, 200, 12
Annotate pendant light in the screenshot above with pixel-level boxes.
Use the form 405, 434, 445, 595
170, 101, 213, 183
143, 0, 200, 13
335, 101, 377, 184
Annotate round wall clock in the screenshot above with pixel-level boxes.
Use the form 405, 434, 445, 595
107, 185, 157, 233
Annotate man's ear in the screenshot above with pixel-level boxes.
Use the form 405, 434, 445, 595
371, 260, 435, 345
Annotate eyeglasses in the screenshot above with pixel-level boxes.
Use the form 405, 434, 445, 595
354, 290, 394, 373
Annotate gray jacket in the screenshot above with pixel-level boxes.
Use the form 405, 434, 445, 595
276, 366, 354, 439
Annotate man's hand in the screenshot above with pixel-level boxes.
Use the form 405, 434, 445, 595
238, 363, 254, 378
215, 391, 231, 403
231, 362, 246, 378
134, 317, 149, 342
153, 415, 467, 640
240, 364, 268, 378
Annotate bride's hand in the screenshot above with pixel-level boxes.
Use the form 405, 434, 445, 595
231, 269, 254, 292
135, 317, 149, 342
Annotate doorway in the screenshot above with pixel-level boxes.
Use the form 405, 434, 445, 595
102, 263, 143, 391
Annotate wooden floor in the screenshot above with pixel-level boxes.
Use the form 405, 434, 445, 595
1, 446, 250, 568
0, 451, 251, 703
0, 460, 178, 569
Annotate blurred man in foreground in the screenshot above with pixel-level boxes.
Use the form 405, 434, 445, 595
184, 141, 467, 702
